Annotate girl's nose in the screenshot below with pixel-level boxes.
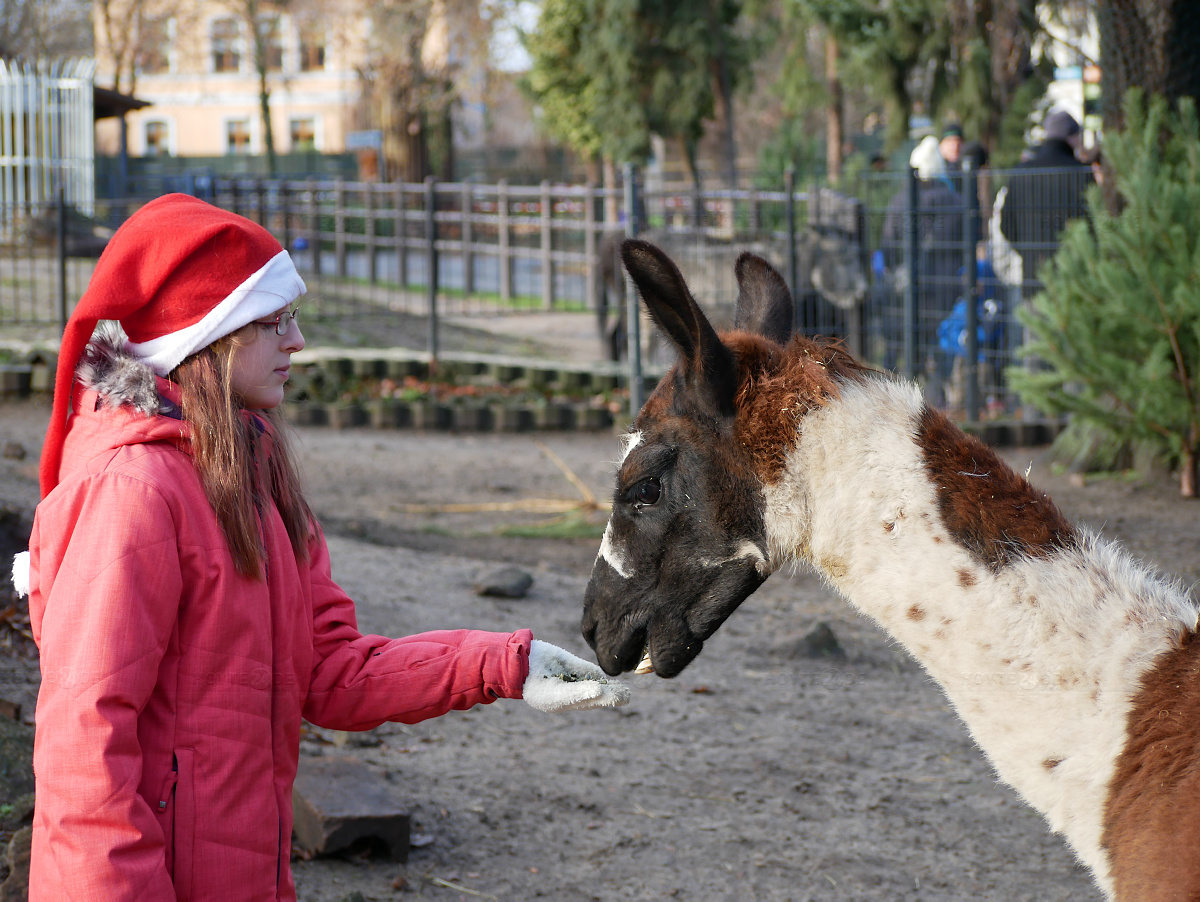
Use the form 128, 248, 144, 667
283, 320, 305, 352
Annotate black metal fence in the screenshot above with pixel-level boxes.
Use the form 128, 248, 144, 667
0, 163, 1094, 421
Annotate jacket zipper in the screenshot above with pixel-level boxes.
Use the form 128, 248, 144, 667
157, 757, 178, 811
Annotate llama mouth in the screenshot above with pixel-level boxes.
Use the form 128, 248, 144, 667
634, 647, 655, 674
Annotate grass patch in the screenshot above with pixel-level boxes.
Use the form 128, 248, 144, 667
494, 511, 607, 540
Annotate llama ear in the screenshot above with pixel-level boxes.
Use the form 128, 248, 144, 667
734, 252, 793, 345
621, 239, 737, 412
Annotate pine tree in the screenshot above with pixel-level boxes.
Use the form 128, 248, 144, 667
1011, 90, 1200, 497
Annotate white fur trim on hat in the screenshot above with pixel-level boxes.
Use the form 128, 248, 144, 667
910, 135, 947, 182
124, 250, 306, 376
12, 551, 29, 598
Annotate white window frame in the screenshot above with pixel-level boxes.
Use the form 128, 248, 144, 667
288, 115, 321, 152
209, 16, 244, 75
142, 118, 175, 157
223, 116, 256, 155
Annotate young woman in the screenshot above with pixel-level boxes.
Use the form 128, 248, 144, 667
17, 194, 626, 900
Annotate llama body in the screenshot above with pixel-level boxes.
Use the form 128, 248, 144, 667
764, 379, 1196, 895
582, 240, 1200, 900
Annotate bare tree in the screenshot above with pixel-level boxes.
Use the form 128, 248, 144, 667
1, 0, 92, 63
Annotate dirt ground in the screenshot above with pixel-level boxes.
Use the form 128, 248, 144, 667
1, 397, 1198, 902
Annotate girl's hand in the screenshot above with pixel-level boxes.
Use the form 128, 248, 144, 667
522, 640, 631, 713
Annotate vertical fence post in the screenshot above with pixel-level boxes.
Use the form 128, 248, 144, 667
784, 167, 798, 332
540, 180, 553, 309
255, 179, 266, 227
623, 163, 643, 415
584, 181, 597, 312
307, 177, 320, 278
280, 182, 292, 257
57, 187, 68, 332
962, 158, 980, 422
365, 183, 377, 285
498, 179, 511, 302
334, 178, 346, 278
424, 175, 439, 370
461, 179, 474, 295
902, 166, 919, 380
394, 181, 407, 289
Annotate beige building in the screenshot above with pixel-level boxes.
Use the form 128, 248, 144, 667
93, 0, 369, 159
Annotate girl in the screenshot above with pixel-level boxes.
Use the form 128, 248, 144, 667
16, 194, 627, 900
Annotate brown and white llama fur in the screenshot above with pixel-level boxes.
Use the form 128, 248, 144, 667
581, 240, 1200, 900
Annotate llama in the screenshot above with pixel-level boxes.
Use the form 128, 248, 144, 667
581, 239, 1200, 901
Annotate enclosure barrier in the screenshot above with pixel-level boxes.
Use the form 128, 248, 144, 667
0, 165, 1092, 424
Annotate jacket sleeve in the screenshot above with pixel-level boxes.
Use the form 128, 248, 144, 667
301, 530, 532, 731
29, 474, 182, 901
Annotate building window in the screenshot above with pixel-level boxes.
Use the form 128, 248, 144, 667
290, 117, 316, 152
256, 15, 283, 72
226, 118, 252, 155
144, 121, 171, 156
298, 23, 325, 72
138, 17, 172, 75
212, 18, 241, 73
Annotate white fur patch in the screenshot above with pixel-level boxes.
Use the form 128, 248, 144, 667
11, 552, 29, 597
760, 377, 1199, 899
598, 520, 632, 579
618, 430, 644, 464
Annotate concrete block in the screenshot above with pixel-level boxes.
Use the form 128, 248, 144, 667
292, 756, 410, 861
327, 404, 368, 429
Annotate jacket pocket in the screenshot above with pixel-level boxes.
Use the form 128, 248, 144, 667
172, 749, 196, 901
154, 766, 178, 876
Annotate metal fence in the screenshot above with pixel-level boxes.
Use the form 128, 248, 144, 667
0, 163, 1094, 421
0, 59, 96, 234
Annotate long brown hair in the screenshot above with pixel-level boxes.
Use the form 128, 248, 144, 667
171, 328, 313, 579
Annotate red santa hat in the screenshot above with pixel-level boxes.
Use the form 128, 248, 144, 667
40, 193, 306, 496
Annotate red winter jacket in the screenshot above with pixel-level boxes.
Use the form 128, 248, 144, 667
27, 337, 531, 900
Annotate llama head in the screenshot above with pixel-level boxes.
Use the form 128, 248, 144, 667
581, 239, 798, 678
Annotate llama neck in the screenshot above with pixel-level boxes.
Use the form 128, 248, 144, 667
760, 378, 1197, 897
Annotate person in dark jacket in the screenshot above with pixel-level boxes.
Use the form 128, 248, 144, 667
881, 136, 964, 385
999, 110, 1094, 284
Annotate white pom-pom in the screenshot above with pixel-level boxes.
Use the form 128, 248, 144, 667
11, 551, 30, 598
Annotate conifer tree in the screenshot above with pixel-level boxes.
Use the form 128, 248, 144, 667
1011, 90, 1200, 497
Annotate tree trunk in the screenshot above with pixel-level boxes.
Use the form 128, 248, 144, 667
1183, 422, 1199, 498
712, 30, 738, 189
259, 79, 276, 177
603, 155, 619, 225
825, 34, 843, 185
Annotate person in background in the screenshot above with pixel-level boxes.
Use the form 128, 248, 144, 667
14, 194, 629, 901
999, 109, 1094, 284
939, 123, 964, 171
881, 136, 964, 396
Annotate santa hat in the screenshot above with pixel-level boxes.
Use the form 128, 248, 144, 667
40, 193, 306, 496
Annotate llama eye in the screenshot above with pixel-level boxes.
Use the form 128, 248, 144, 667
628, 478, 661, 507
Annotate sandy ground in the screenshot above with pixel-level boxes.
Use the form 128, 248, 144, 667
2, 399, 1198, 902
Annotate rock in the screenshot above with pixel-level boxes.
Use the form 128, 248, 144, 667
1, 444, 24, 462
773, 622, 846, 660
474, 567, 533, 599
291, 756, 411, 861
0, 718, 34, 807
0, 826, 31, 902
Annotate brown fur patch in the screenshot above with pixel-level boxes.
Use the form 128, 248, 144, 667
956, 568, 977, 587
1042, 757, 1064, 771
907, 605, 926, 622
1103, 630, 1200, 900
916, 406, 1076, 571
729, 333, 871, 483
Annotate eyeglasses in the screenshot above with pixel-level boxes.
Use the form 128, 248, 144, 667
254, 307, 300, 336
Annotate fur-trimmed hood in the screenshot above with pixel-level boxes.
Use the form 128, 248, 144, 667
77, 322, 163, 418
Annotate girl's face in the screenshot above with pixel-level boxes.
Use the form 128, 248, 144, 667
230, 305, 305, 409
